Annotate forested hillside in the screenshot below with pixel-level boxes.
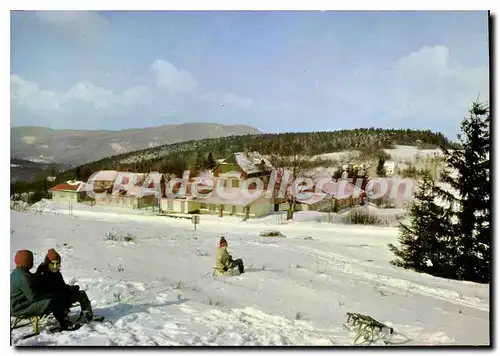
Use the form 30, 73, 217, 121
11, 128, 455, 201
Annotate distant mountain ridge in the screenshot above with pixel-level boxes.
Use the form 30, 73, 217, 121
11, 123, 262, 166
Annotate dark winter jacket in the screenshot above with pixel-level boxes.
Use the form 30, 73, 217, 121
10, 267, 51, 317
35, 263, 75, 297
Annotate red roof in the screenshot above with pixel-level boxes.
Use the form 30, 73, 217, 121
50, 183, 81, 192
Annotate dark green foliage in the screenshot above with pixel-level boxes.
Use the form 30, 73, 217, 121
57, 127, 453, 185
343, 209, 381, 225
437, 102, 490, 283
158, 156, 189, 178
388, 171, 454, 277
400, 164, 420, 178
389, 101, 490, 283
332, 165, 370, 195
376, 157, 386, 177
12, 128, 453, 205
207, 152, 216, 170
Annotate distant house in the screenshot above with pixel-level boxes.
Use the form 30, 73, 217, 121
159, 177, 274, 219
383, 161, 396, 176
88, 170, 119, 191
322, 180, 364, 209
294, 179, 364, 212
50, 181, 87, 203
126, 186, 159, 209
111, 172, 147, 192
213, 151, 273, 188
160, 181, 201, 214
160, 171, 274, 218
89, 171, 161, 209
364, 178, 417, 207
143, 171, 167, 198
295, 192, 335, 212
198, 187, 274, 219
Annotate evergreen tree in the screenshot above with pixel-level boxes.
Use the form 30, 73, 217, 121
194, 151, 207, 173
389, 101, 491, 284
388, 170, 453, 277
75, 166, 82, 181
376, 157, 386, 177
207, 152, 216, 170
438, 101, 491, 283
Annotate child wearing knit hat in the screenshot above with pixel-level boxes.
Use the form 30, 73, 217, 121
35, 248, 95, 323
11, 249, 75, 331
215, 236, 244, 275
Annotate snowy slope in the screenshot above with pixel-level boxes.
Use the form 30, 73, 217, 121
10, 205, 489, 346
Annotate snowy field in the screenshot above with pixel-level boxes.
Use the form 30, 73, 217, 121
314, 145, 444, 164
10, 203, 489, 346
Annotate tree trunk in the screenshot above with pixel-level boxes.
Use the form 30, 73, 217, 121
287, 199, 296, 220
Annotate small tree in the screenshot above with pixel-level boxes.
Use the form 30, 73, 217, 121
193, 151, 207, 174
269, 141, 316, 220
401, 163, 420, 179
376, 157, 386, 177
207, 152, 216, 170
388, 170, 453, 276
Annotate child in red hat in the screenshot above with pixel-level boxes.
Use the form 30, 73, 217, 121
35, 248, 94, 322
215, 236, 244, 274
11, 249, 76, 331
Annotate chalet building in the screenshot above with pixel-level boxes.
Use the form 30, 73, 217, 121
212, 151, 273, 189
50, 181, 87, 204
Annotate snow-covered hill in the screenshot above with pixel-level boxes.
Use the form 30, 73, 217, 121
9, 204, 489, 346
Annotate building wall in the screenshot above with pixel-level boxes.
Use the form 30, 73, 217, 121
92, 180, 115, 190
160, 199, 201, 214
52, 191, 78, 204
198, 198, 273, 218
249, 199, 274, 217
92, 194, 138, 209
297, 196, 362, 212
215, 163, 242, 176
137, 195, 158, 208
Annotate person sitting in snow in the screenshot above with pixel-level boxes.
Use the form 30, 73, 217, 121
11, 249, 76, 330
215, 237, 244, 274
35, 248, 94, 322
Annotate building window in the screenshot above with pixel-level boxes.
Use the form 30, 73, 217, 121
200, 203, 207, 209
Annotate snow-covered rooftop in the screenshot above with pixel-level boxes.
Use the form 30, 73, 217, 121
88, 170, 119, 182
220, 151, 273, 174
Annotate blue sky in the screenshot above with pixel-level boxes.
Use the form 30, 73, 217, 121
11, 11, 489, 138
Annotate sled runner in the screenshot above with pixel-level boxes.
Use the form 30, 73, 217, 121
212, 267, 241, 278
344, 312, 394, 345
10, 307, 105, 341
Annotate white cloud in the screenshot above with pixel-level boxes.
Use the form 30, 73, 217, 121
10, 59, 253, 127
392, 45, 489, 119
396, 45, 451, 84
11, 75, 60, 111
151, 59, 199, 96
63, 82, 119, 109
35, 11, 109, 40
